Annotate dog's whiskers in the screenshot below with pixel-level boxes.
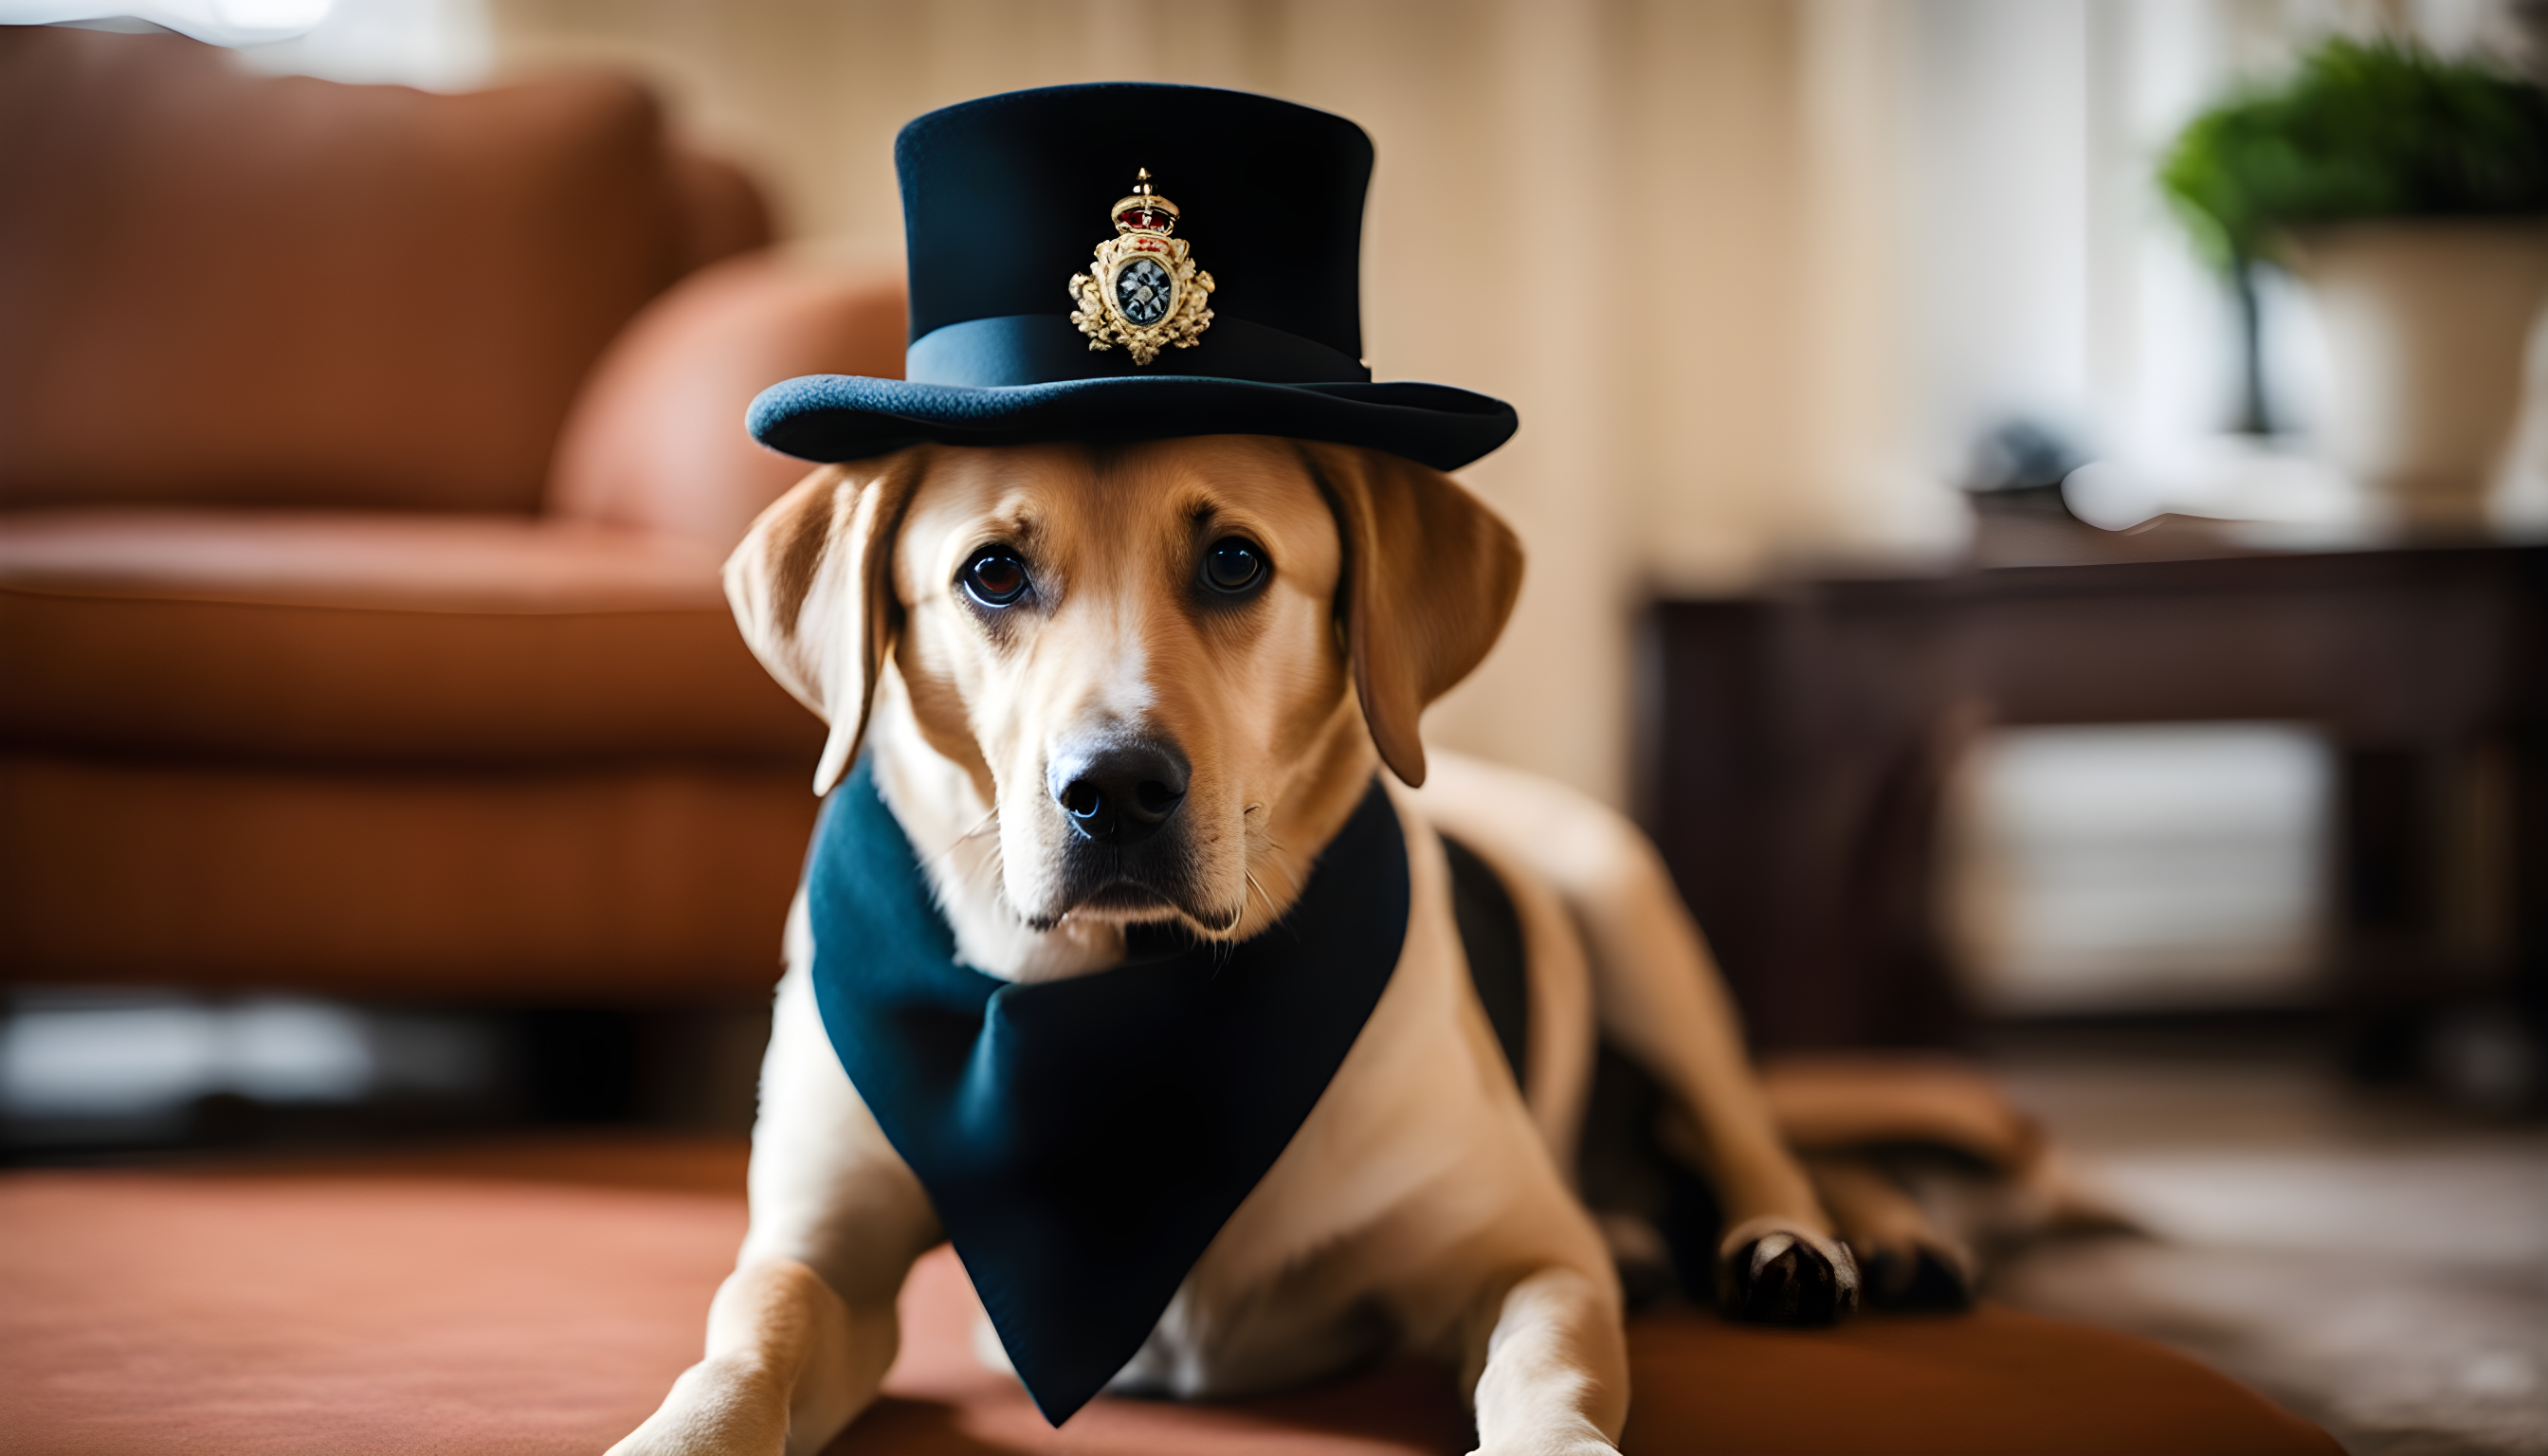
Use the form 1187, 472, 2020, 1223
970, 846, 1006, 892
946, 835, 1008, 917
921, 807, 1001, 869
1258, 837, 1306, 897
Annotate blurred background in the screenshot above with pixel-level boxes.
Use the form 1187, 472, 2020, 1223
3, 2, 2545, 1450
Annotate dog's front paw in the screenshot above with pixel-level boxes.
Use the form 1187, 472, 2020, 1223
1715, 1216, 1860, 1326
1467, 1418, 1621, 1456
608, 1356, 790, 1456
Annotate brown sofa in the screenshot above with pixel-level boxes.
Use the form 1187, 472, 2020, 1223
0, 26, 2339, 1456
0, 24, 902, 1003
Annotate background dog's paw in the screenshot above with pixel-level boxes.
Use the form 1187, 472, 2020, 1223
1714, 1219, 1860, 1326
1857, 1235, 1974, 1312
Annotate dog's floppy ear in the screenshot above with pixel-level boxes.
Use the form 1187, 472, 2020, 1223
723, 450, 926, 796
1300, 442, 1524, 788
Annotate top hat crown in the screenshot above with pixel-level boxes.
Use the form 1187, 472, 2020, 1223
748, 82, 1519, 472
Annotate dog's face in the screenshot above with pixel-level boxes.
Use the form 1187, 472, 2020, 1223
891, 436, 1356, 934
726, 435, 1521, 941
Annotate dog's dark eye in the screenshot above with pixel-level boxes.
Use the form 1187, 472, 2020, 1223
961, 549, 1031, 609
1200, 537, 1266, 596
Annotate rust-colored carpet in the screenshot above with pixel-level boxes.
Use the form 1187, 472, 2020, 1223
0, 1138, 2337, 1455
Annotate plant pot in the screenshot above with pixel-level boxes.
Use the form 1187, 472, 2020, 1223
2281, 220, 2548, 530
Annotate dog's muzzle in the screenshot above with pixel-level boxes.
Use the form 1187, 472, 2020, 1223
1048, 738, 1189, 846
1039, 736, 1227, 926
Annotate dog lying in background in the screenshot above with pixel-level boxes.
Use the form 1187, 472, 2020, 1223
615, 435, 2006, 1456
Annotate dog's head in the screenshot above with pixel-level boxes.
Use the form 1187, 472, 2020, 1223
726, 435, 1520, 938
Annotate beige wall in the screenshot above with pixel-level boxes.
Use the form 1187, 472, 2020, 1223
493, 0, 1966, 807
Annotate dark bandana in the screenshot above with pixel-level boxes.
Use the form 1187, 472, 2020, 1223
805, 757, 1410, 1425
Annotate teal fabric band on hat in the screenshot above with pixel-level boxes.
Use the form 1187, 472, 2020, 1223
907, 313, 1371, 388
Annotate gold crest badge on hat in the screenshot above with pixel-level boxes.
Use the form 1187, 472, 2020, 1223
1069, 169, 1214, 365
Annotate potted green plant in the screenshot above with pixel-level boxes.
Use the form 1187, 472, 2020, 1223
2162, 37, 2548, 528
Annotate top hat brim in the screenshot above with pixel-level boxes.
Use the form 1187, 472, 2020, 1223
749, 373, 1519, 475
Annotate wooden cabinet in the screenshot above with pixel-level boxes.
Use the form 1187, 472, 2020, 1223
1639, 528, 2547, 1071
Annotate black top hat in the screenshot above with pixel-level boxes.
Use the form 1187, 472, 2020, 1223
747, 82, 1520, 472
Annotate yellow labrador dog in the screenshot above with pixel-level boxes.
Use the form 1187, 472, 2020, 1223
614, 434, 1860, 1456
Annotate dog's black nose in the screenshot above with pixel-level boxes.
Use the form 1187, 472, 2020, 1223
1049, 739, 1190, 846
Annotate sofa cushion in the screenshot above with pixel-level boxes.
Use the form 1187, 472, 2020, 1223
0, 755, 816, 997
0, 26, 764, 514
0, 1140, 2339, 1455
0, 510, 822, 764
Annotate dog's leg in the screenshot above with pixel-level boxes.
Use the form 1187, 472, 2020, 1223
614, 915, 941, 1456
1802, 1153, 1975, 1310
1460, 1265, 1630, 1456
609, 1257, 866, 1456
1418, 753, 1857, 1323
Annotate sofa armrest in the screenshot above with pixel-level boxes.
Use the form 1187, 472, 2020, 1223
547, 249, 906, 550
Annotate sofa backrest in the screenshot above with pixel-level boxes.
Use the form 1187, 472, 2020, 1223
0, 26, 769, 515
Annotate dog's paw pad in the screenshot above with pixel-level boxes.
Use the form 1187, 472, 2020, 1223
1861, 1241, 1974, 1312
1716, 1225, 1859, 1326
